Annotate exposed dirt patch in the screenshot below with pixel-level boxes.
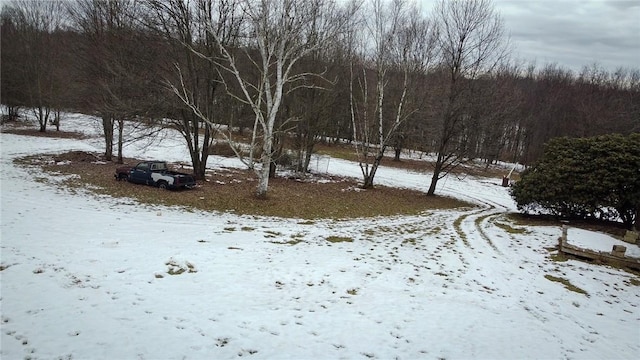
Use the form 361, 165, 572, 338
1, 128, 88, 140
16, 150, 471, 219
55, 151, 106, 162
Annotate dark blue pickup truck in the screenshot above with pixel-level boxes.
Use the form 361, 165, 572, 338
115, 161, 196, 190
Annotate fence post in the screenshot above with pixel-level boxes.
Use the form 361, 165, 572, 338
559, 223, 568, 252
612, 245, 627, 257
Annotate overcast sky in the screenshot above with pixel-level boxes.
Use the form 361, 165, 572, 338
491, 0, 640, 72
1, 0, 637, 73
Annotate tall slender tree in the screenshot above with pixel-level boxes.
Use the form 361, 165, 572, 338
69, 0, 162, 163
143, 0, 243, 179
426, 0, 508, 195
181, 0, 350, 198
69, 0, 130, 160
350, 0, 436, 188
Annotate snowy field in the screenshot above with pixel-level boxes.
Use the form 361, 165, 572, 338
1, 113, 639, 359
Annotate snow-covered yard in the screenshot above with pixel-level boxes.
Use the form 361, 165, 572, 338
1, 113, 639, 359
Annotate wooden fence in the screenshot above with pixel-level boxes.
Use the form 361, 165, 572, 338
558, 225, 640, 271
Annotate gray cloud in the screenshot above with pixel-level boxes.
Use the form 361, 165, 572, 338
494, 0, 640, 72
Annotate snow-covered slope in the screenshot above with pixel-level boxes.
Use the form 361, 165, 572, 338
1, 113, 638, 359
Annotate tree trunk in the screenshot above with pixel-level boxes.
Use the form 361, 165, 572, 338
117, 118, 124, 164
102, 114, 114, 161
362, 151, 385, 189
303, 142, 314, 173
188, 122, 212, 181
394, 147, 402, 161
427, 173, 439, 196
256, 132, 273, 199
191, 155, 201, 179
37, 106, 49, 132
52, 110, 60, 131
269, 161, 277, 179
182, 116, 200, 179
427, 160, 443, 196
256, 163, 270, 198
196, 124, 212, 180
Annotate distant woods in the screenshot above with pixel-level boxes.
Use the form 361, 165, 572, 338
2, 0, 639, 194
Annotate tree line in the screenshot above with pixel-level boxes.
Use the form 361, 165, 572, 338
2, 0, 639, 198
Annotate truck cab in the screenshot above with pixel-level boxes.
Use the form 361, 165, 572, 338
129, 161, 167, 184
116, 161, 196, 190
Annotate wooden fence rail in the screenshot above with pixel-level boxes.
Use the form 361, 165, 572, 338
558, 225, 640, 271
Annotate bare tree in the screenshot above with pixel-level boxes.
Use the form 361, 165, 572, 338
286, 53, 342, 174
426, 0, 508, 195
466, 63, 522, 167
69, 0, 126, 160
179, 0, 349, 198
69, 0, 162, 163
3, 0, 67, 132
1, 7, 24, 122
350, 0, 436, 188
143, 0, 243, 179
513, 63, 640, 167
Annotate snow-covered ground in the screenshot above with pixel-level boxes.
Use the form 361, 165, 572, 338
1, 113, 639, 359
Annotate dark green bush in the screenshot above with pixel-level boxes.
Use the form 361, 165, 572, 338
511, 133, 640, 228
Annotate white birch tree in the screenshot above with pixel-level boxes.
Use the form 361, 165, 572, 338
177, 0, 349, 198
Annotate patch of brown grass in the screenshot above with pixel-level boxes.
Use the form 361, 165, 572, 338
17, 151, 470, 219
1, 128, 88, 139
544, 274, 589, 296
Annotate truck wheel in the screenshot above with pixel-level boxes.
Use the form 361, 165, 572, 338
118, 173, 128, 181
157, 181, 169, 190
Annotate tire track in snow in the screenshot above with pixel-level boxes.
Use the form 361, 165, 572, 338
452, 208, 487, 250
440, 189, 527, 296
445, 191, 614, 343
473, 213, 503, 255
447, 189, 510, 256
